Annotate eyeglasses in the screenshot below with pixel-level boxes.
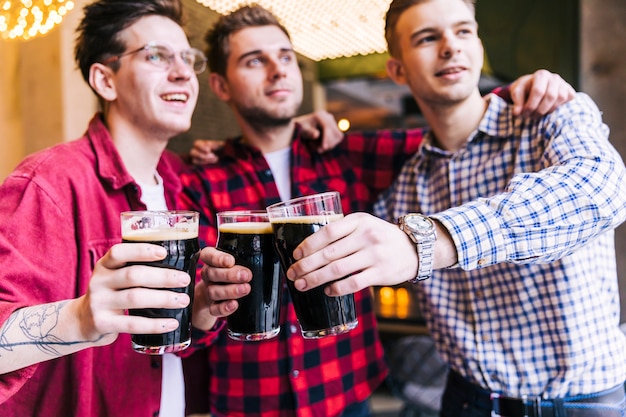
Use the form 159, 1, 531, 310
102, 42, 207, 74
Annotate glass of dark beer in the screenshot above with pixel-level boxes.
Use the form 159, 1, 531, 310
216, 210, 282, 341
266, 192, 358, 339
120, 210, 200, 354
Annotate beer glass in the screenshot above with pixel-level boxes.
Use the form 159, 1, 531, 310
267, 192, 358, 339
216, 210, 282, 341
120, 210, 200, 354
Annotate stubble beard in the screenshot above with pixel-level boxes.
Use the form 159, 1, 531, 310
237, 103, 298, 131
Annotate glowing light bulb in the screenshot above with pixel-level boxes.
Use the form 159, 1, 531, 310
337, 118, 351, 132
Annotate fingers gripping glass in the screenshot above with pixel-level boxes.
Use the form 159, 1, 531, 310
102, 42, 207, 74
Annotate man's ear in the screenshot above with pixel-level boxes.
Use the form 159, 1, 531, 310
386, 57, 407, 86
208, 73, 230, 101
89, 63, 117, 102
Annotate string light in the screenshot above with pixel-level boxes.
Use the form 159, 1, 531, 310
0, 0, 75, 41
195, 0, 392, 61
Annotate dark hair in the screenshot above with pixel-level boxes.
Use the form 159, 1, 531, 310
385, 0, 476, 57
204, 4, 290, 76
74, 0, 184, 83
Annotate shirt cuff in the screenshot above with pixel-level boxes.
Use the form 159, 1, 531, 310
432, 201, 509, 270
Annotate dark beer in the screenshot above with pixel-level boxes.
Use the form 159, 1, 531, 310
217, 222, 281, 341
271, 214, 358, 338
122, 231, 199, 354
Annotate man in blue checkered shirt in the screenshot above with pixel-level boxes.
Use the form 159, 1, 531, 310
285, 0, 626, 416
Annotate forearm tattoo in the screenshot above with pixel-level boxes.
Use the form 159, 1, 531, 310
0, 301, 101, 357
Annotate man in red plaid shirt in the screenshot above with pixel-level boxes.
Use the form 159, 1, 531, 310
180, 5, 574, 417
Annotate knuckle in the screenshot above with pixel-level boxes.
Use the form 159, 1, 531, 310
125, 289, 142, 306
207, 285, 225, 302
329, 259, 348, 278
343, 278, 361, 294
108, 244, 126, 260
91, 314, 109, 333
320, 223, 339, 241
218, 302, 233, 317
125, 265, 143, 286
321, 243, 338, 261
125, 320, 143, 334
362, 225, 380, 243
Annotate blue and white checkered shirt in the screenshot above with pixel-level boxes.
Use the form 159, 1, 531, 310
374, 92, 626, 398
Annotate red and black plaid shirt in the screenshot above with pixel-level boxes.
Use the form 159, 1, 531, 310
179, 126, 424, 417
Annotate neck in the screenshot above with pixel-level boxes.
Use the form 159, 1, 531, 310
419, 90, 488, 152
105, 114, 168, 185
237, 116, 296, 154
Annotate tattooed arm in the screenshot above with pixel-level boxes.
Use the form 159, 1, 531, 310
0, 243, 191, 375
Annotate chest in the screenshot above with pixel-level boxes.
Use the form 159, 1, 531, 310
416, 135, 546, 213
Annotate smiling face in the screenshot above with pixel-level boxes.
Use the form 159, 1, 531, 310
386, 0, 483, 108
210, 25, 303, 129
101, 15, 199, 141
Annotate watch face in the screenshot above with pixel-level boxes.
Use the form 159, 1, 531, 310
407, 215, 434, 233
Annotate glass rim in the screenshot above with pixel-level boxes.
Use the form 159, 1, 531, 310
216, 209, 268, 217
216, 210, 270, 225
266, 191, 340, 211
120, 210, 199, 217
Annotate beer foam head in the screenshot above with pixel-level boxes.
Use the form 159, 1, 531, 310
122, 227, 198, 241
121, 211, 199, 240
218, 221, 273, 234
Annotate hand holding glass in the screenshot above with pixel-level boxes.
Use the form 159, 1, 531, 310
120, 210, 200, 354
267, 192, 358, 339
216, 211, 282, 341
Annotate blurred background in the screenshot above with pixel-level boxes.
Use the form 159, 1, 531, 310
1, 1, 625, 413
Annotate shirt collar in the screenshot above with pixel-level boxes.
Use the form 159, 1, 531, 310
87, 113, 135, 190
220, 125, 303, 160
478, 93, 516, 138
86, 113, 183, 200
420, 94, 514, 158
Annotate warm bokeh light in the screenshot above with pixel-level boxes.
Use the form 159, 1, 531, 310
394, 287, 410, 318
195, 0, 392, 61
377, 286, 413, 319
395, 287, 409, 307
0, 0, 74, 41
337, 118, 351, 132
379, 286, 395, 305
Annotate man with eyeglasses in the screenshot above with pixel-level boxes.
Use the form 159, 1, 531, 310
0, 1, 204, 416
101, 42, 208, 74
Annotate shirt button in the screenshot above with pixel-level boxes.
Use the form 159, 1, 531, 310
292, 370, 300, 378
290, 325, 298, 334
264, 169, 273, 177
477, 258, 487, 266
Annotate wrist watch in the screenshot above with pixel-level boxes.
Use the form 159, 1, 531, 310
398, 214, 437, 282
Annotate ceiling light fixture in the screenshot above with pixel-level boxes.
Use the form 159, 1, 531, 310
195, 0, 392, 61
0, 0, 75, 41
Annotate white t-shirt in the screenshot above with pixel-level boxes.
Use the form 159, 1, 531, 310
264, 147, 292, 201
137, 172, 185, 417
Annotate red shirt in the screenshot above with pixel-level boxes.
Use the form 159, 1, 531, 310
0, 115, 186, 417
179, 126, 424, 417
